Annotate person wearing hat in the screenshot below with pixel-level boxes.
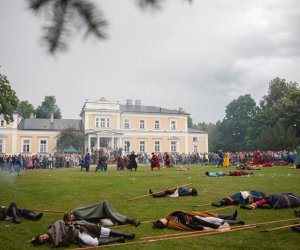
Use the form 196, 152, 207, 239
0, 202, 43, 224
150, 152, 160, 170
31, 219, 135, 247
128, 151, 138, 171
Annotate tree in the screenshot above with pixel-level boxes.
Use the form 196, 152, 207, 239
27, 0, 192, 54
56, 127, 84, 153
17, 100, 35, 119
216, 94, 257, 151
0, 73, 19, 123
256, 121, 299, 151
187, 116, 193, 128
36, 96, 62, 119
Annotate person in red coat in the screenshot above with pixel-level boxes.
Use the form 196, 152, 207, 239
150, 152, 160, 171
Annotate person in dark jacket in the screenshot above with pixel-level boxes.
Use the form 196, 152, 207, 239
149, 187, 197, 198
65, 200, 140, 227
152, 210, 244, 231
0, 202, 43, 224
31, 219, 135, 247
128, 151, 138, 171
241, 193, 300, 210
212, 190, 265, 207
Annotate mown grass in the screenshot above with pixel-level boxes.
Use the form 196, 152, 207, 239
0, 164, 299, 250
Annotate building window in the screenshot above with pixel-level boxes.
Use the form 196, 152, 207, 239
170, 141, 177, 152
22, 139, 30, 153
154, 120, 160, 130
154, 141, 160, 153
0, 139, 2, 153
193, 137, 198, 142
139, 120, 145, 130
96, 117, 110, 128
170, 120, 176, 130
124, 119, 130, 129
194, 145, 198, 153
139, 141, 145, 152
100, 118, 106, 128
0, 120, 5, 127
40, 139, 47, 153
124, 141, 130, 153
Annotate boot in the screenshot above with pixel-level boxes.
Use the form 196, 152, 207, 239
21, 210, 43, 221
149, 189, 153, 194
109, 229, 135, 240
219, 210, 237, 220
126, 217, 140, 227
11, 206, 21, 224
223, 219, 245, 225
98, 237, 125, 245
212, 199, 227, 207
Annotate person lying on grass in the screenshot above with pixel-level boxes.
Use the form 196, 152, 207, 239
0, 202, 43, 224
212, 190, 265, 207
31, 219, 135, 247
240, 193, 300, 210
152, 210, 244, 231
205, 170, 253, 177
149, 187, 197, 198
64, 200, 140, 227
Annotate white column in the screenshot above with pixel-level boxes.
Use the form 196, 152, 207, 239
88, 135, 91, 153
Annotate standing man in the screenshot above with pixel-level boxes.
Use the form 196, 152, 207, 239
83, 153, 91, 172
217, 150, 224, 168
150, 152, 161, 171
128, 151, 138, 171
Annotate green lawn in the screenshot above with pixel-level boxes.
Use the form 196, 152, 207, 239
0, 165, 299, 250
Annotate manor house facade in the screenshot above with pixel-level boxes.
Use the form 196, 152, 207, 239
0, 98, 208, 155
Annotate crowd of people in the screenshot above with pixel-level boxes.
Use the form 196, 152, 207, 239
0, 148, 298, 173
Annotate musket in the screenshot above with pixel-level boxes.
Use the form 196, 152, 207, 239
261, 223, 300, 232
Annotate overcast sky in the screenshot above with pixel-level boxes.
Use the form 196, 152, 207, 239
1, 0, 300, 123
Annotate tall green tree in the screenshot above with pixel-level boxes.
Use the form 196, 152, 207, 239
0, 73, 19, 123
27, 0, 192, 54
56, 127, 84, 153
256, 121, 299, 151
17, 100, 35, 119
217, 94, 257, 151
248, 77, 300, 148
36, 96, 62, 119
192, 121, 219, 152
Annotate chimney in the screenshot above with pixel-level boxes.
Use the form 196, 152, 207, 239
50, 113, 54, 123
179, 107, 183, 113
126, 99, 133, 106
135, 100, 141, 107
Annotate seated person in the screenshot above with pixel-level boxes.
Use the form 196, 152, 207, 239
31, 219, 135, 248
241, 193, 300, 210
212, 190, 265, 207
0, 202, 43, 224
153, 210, 244, 231
65, 200, 140, 227
149, 187, 197, 198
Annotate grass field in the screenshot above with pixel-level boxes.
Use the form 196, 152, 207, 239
0, 164, 299, 250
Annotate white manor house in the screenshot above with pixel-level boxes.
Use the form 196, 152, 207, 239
0, 98, 208, 155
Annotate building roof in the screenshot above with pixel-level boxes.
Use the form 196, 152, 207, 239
18, 118, 82, 131
188, 128, 207, 134
120, 104, 189, 115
